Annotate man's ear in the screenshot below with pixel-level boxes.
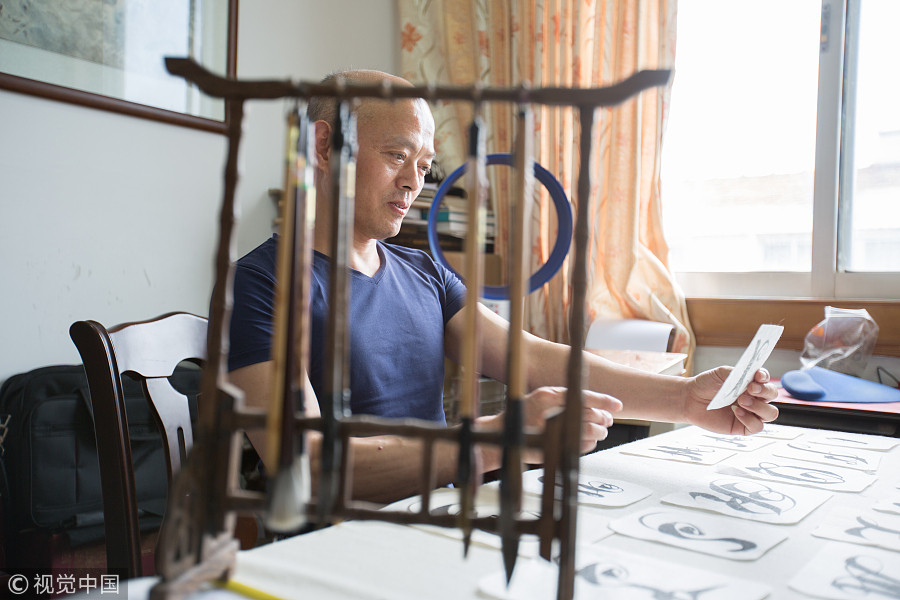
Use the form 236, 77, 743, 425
314, 120, 332, 172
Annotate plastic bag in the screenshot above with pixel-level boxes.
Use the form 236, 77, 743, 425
800, 306, 878, 376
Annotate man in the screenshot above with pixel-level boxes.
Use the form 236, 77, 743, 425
228, 70, 778, 504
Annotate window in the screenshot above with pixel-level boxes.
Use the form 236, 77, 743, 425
661, 0, 900, 299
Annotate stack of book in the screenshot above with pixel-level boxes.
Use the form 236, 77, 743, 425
401, 182, 438, 227
389, 181, 496, 253
434, 194, 496, 239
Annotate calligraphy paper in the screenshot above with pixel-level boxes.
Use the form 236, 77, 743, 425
479, 545, 771, 600
620, 440, 735, 465
873, 493, 900, 515
788, 542, 900, 600
661, 475, 831, 524
718, 455, 877, 493
388, 486, 612, 554
706, 324, 783, 411
773, 440, 882, 472
609, 506, 787, 561
665, 427, 775, 452
753, 423, 804, 440
813, 509, 900, 552
521, 469, 651, 507
800, 431, 899, 452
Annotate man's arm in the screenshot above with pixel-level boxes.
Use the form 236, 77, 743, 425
229, 357, 618, 504
444, 304, 778, 435
231, 361, 464, 504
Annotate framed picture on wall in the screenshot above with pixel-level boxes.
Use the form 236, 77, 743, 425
0, 0, 237, 134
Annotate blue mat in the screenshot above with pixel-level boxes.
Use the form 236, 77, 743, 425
781, 366, 900, 404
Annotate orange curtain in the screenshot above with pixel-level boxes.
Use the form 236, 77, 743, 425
399, 0, 695, 364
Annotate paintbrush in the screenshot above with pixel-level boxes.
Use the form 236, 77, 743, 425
319, 96, 356, 526
500, 105, 534, 583
264, 107, 315, 532
457, 115, 487, 556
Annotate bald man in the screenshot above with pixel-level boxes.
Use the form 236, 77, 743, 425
227, 70, 779, 505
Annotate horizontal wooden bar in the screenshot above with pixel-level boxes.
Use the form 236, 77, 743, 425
165, 57, 671, 109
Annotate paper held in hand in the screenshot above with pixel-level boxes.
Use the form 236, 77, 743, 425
706, 324, 784, 411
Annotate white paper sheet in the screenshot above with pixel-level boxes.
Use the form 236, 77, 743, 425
718, 455, 877, 493
479, 545, 772, 600
619, 439, 735, 465
608, 506, 787, 561
663, 426, 775, 452
800, 430, 900, 452
813, 508, 900, 552
873, 493, 900, 515
773, 439, 882, 472
788, 542, 900, 599
707, 323, 784, 411
753, 423, 804, 439
521, 469, 651, 507
386, 486, 612, 555
661, 474, 832, 524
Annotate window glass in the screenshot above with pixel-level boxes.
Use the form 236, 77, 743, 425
840, 0, 900, 272
661, 1, 822, 273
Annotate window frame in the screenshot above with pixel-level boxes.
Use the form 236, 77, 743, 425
671, 0, 900, 302
674, 0, 899, 356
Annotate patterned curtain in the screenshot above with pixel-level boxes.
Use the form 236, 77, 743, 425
399, 0, 695, 364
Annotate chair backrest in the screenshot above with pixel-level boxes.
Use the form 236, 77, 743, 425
69, 312, 207, 578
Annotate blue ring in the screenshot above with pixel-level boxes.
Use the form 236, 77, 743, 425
427, 153, 572, 300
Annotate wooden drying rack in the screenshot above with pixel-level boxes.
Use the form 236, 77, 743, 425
149, 58, 671, 600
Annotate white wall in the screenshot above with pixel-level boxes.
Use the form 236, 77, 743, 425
0, 0, 397, 384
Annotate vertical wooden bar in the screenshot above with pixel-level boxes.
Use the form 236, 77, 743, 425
199, 96, 246, 537
557, 105, 596, 600
457, 114, 487, 554
500, 104, 534, 582
320, 98, 356, 523
265, 107, 315, 532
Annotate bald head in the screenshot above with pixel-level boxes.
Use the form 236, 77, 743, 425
307, 69, 417, 128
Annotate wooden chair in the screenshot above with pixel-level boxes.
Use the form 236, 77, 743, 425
69, 312, 207, 578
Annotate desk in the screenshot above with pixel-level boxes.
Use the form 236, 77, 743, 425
232, 424, 899, 599
774, 385, 900, 437
67, 425, 900, 599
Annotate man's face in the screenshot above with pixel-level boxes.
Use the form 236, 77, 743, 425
352, 98, 435, 242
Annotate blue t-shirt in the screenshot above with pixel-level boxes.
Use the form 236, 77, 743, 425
229, 235, 467, 424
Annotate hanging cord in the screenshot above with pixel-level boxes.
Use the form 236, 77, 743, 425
876, 366, 900, 389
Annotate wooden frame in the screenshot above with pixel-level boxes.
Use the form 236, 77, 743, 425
0, 0, 238, 134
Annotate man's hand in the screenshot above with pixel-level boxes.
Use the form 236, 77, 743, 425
478, 386, 623, 468
522, 386, 623, 454
684, 367, 779, 435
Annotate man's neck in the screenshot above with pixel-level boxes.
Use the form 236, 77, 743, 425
349, 238, 381, 277
313, 232, 381, 278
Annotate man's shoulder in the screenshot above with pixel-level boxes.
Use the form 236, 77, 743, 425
237, 235, 278, 275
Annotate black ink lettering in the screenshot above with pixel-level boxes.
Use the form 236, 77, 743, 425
690, 479, 795, 516
787, 441, 871, 467
722, 338, 769, 400
846, 515, 900, 544
747, 461, 845, 485
701, 434, 751, 449
649, 445, 714, 462
576, 561, 723, 598
639, 513, 757, 553
832, 555, 900, 597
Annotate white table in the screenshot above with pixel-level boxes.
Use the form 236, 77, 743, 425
64, 424, 900, 599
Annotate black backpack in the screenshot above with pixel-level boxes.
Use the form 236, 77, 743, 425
0, 364, 200, 547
